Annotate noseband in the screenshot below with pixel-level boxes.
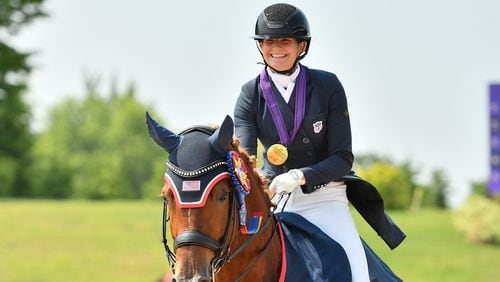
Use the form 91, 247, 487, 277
174, 231, 222, 253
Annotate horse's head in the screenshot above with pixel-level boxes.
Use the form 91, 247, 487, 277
146, 113, 274, 282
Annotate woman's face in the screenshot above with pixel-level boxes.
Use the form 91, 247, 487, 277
259, 38, 307, 72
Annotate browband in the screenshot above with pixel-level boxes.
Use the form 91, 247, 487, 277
167, 160, 228, 178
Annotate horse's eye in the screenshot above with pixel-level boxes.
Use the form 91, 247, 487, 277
217, 191, 229, 202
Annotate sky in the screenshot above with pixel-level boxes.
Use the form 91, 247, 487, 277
10, 0, 500, 207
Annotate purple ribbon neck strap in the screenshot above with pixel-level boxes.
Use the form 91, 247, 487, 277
259, 66, 306, 147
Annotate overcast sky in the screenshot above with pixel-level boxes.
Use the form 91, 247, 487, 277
11, 0, 500, 207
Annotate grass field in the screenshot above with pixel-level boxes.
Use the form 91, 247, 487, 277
0, 200, 499, 281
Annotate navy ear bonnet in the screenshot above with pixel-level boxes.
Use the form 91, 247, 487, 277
146, 112, 233, 207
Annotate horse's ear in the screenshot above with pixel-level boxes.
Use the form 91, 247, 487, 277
146, 112, 180, 153
209, 115, 234, 155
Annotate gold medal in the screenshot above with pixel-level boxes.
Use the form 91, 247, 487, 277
267, 144, 288, 165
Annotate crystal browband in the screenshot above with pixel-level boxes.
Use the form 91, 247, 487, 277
166, 161, 228, 178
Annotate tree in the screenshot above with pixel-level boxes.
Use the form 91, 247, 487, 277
30, 77, 166, 199
471, 180, 487, 197
357, 161, 415, 210
0, 0, 47, 196
454, 194, 500, 245
354, 153, 419, 209
421, 169, 449, 208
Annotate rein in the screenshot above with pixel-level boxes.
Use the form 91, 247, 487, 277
162, 200, 176, 270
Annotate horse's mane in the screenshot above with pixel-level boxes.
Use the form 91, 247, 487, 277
229, 138, 274, 207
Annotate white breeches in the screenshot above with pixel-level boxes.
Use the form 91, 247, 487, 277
274, 182, 370, 282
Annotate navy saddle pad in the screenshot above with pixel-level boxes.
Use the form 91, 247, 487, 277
277, 212, 402, 282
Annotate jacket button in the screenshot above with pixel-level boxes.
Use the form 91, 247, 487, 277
306, 151, 313, 156
302, 137, 310, 144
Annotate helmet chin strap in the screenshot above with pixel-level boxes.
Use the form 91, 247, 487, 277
266, 61, 299, 75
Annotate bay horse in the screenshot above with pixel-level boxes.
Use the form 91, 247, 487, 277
147, 113, 283, 282
147, 112, 404, 282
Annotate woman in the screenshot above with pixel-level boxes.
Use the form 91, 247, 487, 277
234, 3, 371, 281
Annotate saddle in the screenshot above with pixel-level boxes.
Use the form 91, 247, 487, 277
277, 212, 403, 282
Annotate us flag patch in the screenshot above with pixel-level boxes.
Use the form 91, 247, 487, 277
182, 180, 201, 191
313, 121, 323, 133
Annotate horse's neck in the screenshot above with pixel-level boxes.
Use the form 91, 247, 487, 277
243, 176, 280, 252
246, 172, 273, 220
221, 184, 281, 282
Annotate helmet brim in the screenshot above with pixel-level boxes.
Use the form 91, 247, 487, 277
252, 34, 311, 40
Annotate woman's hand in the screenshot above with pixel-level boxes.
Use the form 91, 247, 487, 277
269, 169, 305, 194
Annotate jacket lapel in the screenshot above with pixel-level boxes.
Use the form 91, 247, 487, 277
259, 66, 312, 143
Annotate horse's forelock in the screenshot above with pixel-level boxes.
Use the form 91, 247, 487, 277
229, 138, 252, 167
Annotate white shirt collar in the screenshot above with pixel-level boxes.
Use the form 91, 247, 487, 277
266, 66, 301, 103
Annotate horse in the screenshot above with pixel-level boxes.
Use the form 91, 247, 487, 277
146, 112, 404, 282
147, 113, 283, 282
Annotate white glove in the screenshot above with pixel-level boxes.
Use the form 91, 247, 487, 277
269, 169, 306, 195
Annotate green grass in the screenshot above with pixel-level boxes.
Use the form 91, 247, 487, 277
1, 200, 499, 281
353, 208, 500, 282
0, 200, 167, 282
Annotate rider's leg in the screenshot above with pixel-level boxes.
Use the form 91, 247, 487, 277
276, 182, 370, 282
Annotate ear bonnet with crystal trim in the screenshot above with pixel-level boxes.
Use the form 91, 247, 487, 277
146, 112, 233, 208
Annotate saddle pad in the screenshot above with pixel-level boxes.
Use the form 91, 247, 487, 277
277, 212, 351, 282
361, 238, 403, 282
278, 212, 403, 282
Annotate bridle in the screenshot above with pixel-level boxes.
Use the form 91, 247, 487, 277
161, 184, 238, 275
157, 125, 279, 280
161, 165, 277, 280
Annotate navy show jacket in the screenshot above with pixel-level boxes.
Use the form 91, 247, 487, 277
234, 65, 405, 249
234, 65, 353, 193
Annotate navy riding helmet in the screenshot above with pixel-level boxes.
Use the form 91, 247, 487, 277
253, 3, 312, 61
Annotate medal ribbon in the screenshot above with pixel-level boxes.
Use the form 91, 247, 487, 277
260, 66, 306, 146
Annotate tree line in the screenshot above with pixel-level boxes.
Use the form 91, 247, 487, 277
26, 78, 167, 199
0, 0, 452, 209
0, 1, 166, 200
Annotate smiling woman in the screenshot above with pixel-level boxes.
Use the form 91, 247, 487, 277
234, 3, 380, 281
